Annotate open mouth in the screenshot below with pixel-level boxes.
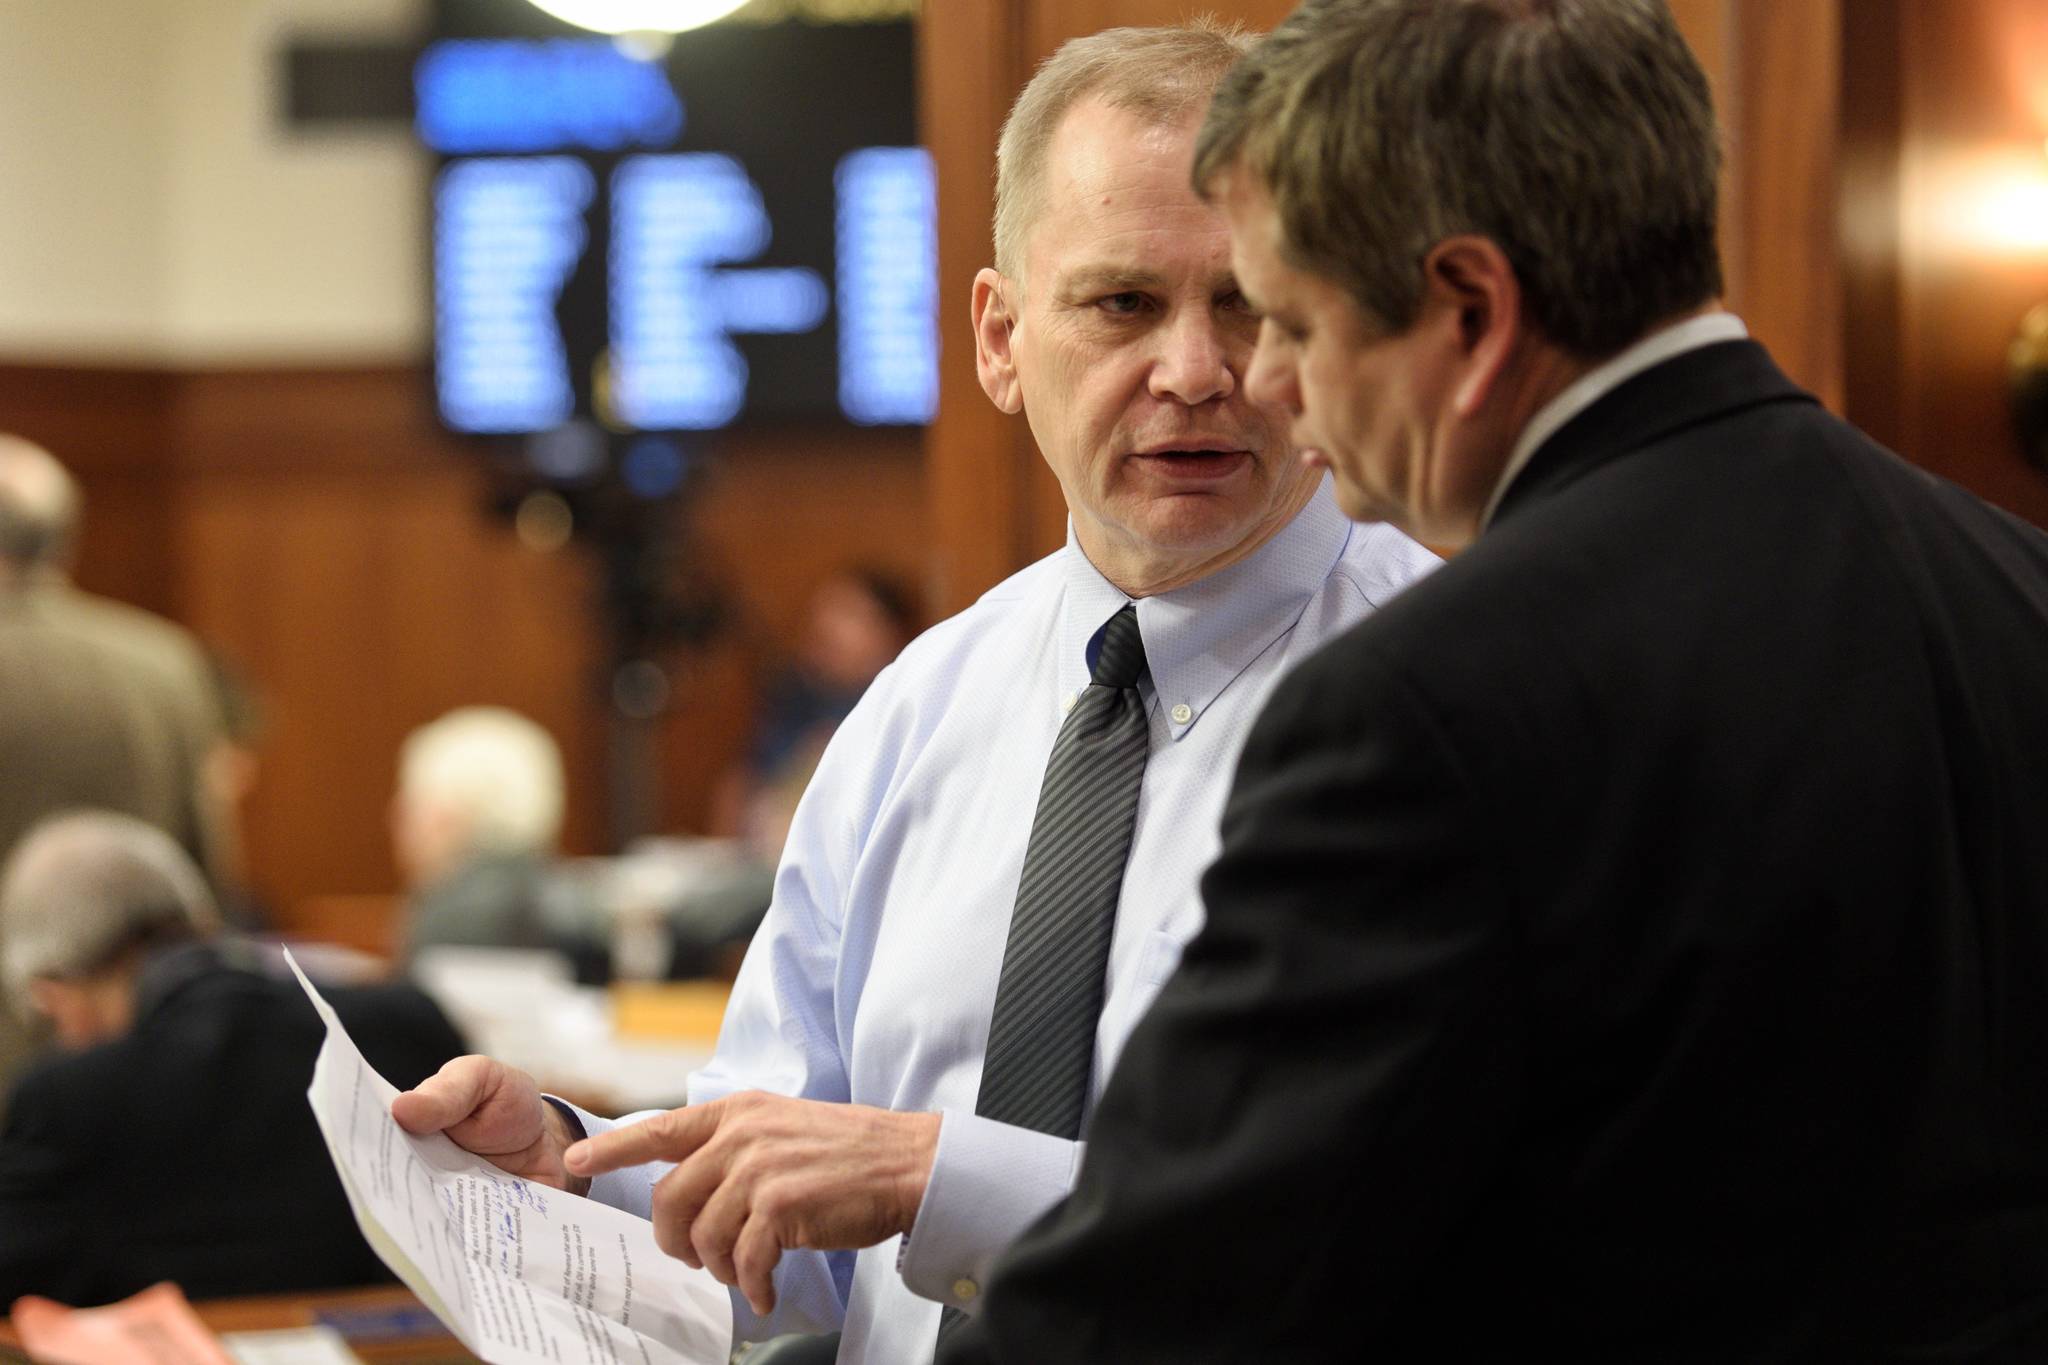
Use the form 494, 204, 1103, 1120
1131, 448, 1252, 480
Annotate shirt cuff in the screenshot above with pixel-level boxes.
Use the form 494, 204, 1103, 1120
547, 1098, 669, 1220
897, 1109, 1082, 1315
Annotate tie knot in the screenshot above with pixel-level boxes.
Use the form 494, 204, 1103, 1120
1090, 604, 1147, 689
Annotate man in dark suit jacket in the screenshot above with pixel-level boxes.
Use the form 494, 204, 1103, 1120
0, 812, 467, 1307
942, 2, 2048, 1361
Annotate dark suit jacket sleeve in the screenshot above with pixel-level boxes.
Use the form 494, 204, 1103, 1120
944, 643, 1525, 1364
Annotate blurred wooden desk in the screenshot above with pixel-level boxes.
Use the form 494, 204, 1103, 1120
0, 1283, 476, 1363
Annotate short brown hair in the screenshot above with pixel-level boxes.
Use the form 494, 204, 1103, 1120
1193, 0, 1722, 357
995, 19, 1255, 281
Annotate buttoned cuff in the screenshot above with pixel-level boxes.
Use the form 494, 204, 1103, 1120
897, 1110, 1083, 1314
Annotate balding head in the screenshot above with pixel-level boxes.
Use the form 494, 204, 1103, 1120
0, 436, 80, 579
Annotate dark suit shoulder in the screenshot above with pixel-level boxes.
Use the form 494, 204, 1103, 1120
324, 981, 468, 1090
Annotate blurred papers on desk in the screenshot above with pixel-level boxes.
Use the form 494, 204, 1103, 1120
409, 947, 726, 1113
219, 1326, 363, 1364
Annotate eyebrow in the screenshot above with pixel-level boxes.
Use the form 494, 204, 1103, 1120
1054, 265, 1245, 302
1056, 266, 1167, 299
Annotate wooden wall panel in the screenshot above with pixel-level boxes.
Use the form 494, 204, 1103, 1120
0, 367, 183, 617
920, 0, 1040, 618
1872, 0, 2048, 526
1720, 0, 1844, 411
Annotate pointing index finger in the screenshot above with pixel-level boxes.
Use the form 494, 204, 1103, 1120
566, 1100, 723, 1177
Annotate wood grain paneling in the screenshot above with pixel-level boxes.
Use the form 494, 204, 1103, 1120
920, 0, 1039, 618
0, 366, 184, 617
1721, 0, 1844, 411
1869, 0, 2048, 525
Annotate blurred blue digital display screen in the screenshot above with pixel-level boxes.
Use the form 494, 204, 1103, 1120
421, 9, 934, 435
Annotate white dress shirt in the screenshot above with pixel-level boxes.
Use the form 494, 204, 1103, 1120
567, 483, 1438, 1364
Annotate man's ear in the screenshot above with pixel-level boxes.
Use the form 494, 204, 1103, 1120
1421, 236, 1523, 418
972, 268, 1024, 415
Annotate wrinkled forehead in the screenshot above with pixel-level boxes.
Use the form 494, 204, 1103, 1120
1018, 101, 1228, 290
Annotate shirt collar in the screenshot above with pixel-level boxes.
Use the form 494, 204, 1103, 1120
1057, 480, 1353, 741
1480, 311, 1750, 529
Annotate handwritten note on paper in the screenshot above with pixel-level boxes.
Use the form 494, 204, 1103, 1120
285, 951, 731, 1365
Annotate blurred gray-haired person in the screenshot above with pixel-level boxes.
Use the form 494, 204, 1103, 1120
0, 811, 467, 1306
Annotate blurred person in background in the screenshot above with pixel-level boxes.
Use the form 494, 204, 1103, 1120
0, 811, 466, 1307
712, 566, 919, 849
392, 705, 573, 968
0, 434, 229, 1118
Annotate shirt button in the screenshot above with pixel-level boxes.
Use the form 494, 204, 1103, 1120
1061, 691, 1078, 714
952, 1277, 980, 1302
1171, 703, 1193, 724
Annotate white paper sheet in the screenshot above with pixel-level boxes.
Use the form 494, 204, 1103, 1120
287, 950, 732, 1365
221, 1325, 361, 1364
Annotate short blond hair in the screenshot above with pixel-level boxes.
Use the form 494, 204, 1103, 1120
398, 706, 564, 855
993, 18, 1255, 280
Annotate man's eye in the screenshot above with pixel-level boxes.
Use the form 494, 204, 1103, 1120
1099, 292, 1147, 315
1219, 291, 1259, 318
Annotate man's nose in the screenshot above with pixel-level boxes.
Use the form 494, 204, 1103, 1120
1148, 313, 1236, 406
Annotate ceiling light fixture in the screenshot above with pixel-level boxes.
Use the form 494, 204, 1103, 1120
524, 0, 751, 38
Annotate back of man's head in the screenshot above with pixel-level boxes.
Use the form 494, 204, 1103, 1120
1193, 0, 1722, 358
994, 19, 1256, 282
396, 707, 565, 881
0, 811, 221, 1018
0, 435, 80, 578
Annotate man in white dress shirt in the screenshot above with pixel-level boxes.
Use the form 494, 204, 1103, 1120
394, 21, 1436, 1363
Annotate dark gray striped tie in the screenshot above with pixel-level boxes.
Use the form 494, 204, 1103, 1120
936, 603, 1150, 1347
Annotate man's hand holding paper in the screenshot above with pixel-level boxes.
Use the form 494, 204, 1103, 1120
288, 953, 731, 1365
392, 1055, 591, 1197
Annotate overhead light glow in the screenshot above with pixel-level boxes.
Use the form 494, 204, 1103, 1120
524, 0, 751, 36
1926, 146, 2048, 259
